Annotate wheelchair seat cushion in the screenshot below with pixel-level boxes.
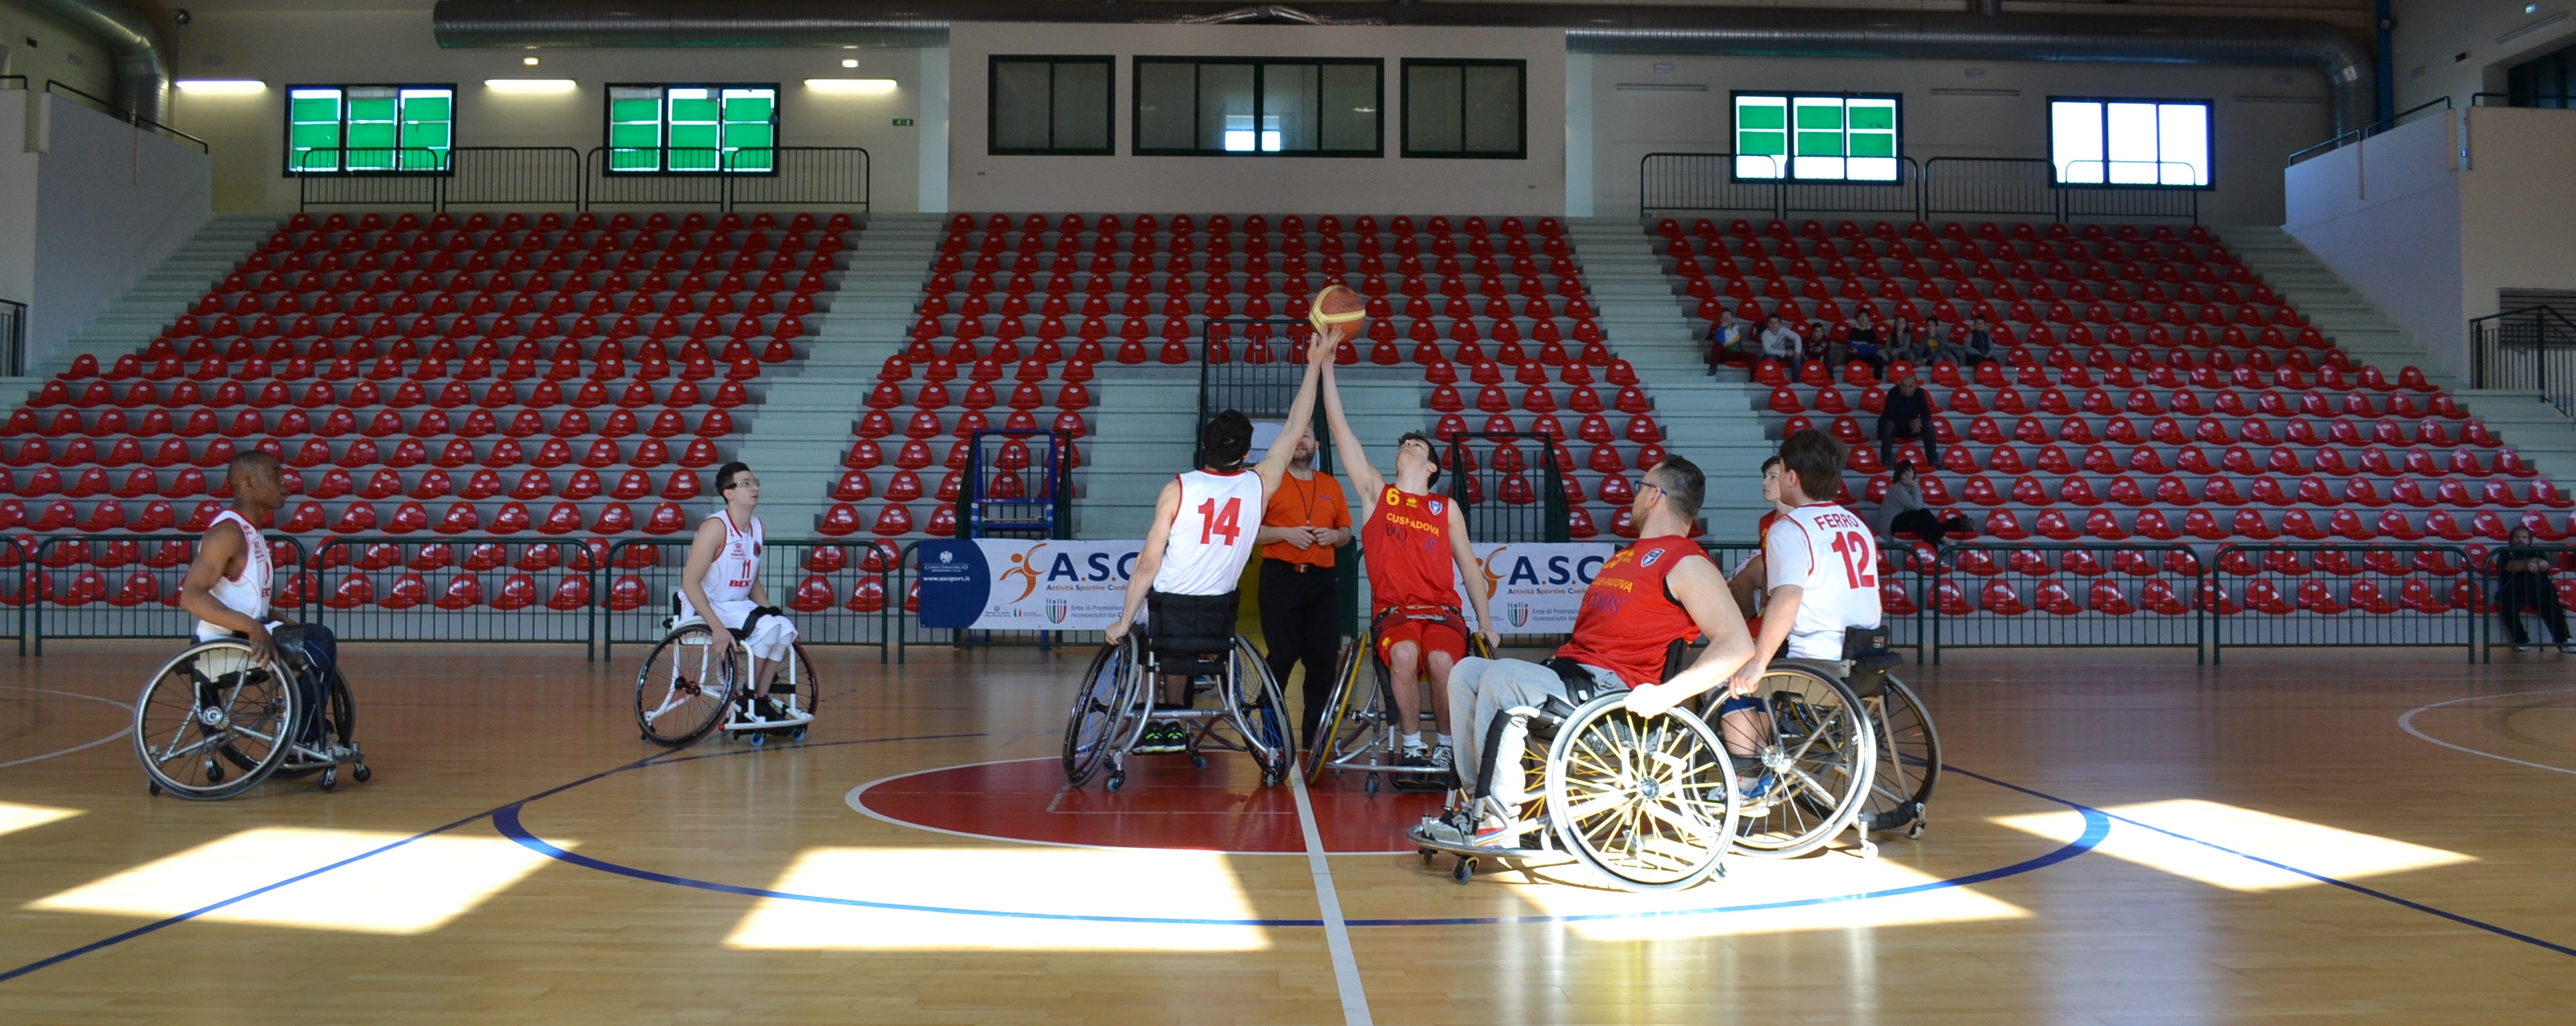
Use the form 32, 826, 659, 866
1145, 589, 1240, 658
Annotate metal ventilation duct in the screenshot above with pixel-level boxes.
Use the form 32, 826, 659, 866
21, 0, 171, 123
432, 1, 2373, 133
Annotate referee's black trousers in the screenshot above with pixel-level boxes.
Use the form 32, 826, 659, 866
1258, 558, 1344, 749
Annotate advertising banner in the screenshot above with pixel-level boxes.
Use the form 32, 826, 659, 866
1453, 543, 1616, 634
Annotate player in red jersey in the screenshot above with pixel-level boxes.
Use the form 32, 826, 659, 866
1317, 356, 1500, 775
1427, 455, 1763, 847
1728, 456, 1791, 643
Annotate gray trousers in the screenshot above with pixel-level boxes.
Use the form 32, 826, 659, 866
1445, 656, 1623, 799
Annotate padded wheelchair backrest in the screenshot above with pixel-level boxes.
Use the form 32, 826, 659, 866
1840, 625, 1901, 699
1656, 638, 1690, 684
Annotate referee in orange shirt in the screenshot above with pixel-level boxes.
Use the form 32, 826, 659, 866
1257, 424, 1353, 748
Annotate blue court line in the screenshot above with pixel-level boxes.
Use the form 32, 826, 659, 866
0, 731, 990, 985
493, 765, 2112, 929
1946, 767, 2576, 960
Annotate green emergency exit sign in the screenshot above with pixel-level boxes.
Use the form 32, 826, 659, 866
893, 118, 915, 126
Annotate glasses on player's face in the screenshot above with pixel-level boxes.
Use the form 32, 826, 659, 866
1632, 479, 1662, 514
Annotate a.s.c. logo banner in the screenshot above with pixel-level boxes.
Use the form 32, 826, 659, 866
1450, 543, 1613, 635
916, 540, 1143, 630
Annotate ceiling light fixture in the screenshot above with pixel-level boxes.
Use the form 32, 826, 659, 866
485, 79, 578, 94
805, 78, 898, 95
174, 79, 265, 94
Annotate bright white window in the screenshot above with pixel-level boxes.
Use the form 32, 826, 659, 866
2051, 98, 2210, 187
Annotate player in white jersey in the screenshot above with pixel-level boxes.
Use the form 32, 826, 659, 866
681, 462, 803, 728
1106, 310, 1338, 752
1714, 429, 1883, 794
178, 451, 343, 743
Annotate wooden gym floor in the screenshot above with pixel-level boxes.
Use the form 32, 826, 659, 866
0, 640, 2572, 1025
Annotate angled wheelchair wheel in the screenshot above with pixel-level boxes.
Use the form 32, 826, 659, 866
1724, 663, 1878, 860
634, 623, 736, 746
1232, 635, 1292, 784
1304, 636, 1380, 782
133, 641, 302, 801
1062, 638, 1138, 787
1544, 694, 1740, 891
1862, 676, 1941, 836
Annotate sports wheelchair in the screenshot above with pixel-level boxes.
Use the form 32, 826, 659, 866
133, 626, 370, 799
1305, 623, 1493, 794
633, 594, 818, 747
1061, 630, 1292, 792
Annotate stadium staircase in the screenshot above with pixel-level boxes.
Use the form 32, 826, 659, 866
28, 214, 284, 380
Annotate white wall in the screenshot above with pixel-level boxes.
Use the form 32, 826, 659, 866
2285, 112, 2466, 371
160, 8, 929, 213
2458, 105, 2576, 320
1585, 52, 2333, 226
0, 0, 117, 100
947, 23, 1567, 216
0, 90, 38, 305
2394, 0, 2576, 111
28, 93, 211, 365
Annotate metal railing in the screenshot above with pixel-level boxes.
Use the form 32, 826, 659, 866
1196, 316, 1324, 466
961, 429, 1075, 540
583, 148, 870, 212
2206, 543, 2484, 664
596, 537, 895, 664
304, 536, 595, 645
28, 534, 307, 655
1642, 153, 2200, 223
2485, 544, 2576, 649
0, 298, 24, 378
41, 80, 208, 153
2286, 96, 2452, 166
1927, 542, 2208, 662
2469, 92, 2576, 108
2470, 305, 2576, 419
1441, 432, 1569, 544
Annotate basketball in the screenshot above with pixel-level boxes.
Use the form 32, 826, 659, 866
1309, 283, 1368, 331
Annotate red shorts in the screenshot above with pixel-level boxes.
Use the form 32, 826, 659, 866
1374, 605, 1468, 664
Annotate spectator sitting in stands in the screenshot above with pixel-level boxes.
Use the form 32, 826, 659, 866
1843, 309, 1889, 375
2495, 526, 2575, 652
1884, 318, 1929, 367
1960, 316, 1998, 366
1707, 309, 1752, 371
1872, 462, 1971, 547
1878, 368, 1938, 467
1758, 314, 1802, 365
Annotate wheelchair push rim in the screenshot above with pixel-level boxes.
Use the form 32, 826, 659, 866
133, 640, 302, 801
1722, 663, 1878, 859
1546, 694, 1741, 891
634, 623, 737, 746
1304, 637, 1383, 783
1062, 638, 1138, 787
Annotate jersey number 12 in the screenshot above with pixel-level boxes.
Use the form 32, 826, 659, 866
1198, 497, 1243, 546
1828, 531, 1878, 588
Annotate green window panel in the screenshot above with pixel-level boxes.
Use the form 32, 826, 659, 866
1796, 130, 1843, 157
285, 86, 452, 173
1740, 130, 1786, 156
1795, 105, 1843, 130
1738, 103, 1784, 130
1735, 92, 1901, 180
607, 85, 778, 173
1849, 132, 1895, 157
1850, 104, 1894, 130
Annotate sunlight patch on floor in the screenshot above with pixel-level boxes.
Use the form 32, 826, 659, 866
724, 846, 1274, 951
0, 801, 82, 840
1994, 799, 2473, 892
28, 827, 568, 934
1497, 850, 2031, 941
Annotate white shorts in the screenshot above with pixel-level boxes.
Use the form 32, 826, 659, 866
711, 598, 799, 663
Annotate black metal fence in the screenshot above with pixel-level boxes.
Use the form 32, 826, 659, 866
2287, 96, 2452, 167
41, 80, 207, 153
304, 536, 594, 644
596, 538, 895, 664
1641, 153, 2200, 223
0, 298, 23, 377
1928, 542, 2208, 662
293, 147, 867, 213
2206, 544, 2484, 663
960, 429, 1075, 540
583, 148, 871, 212
1441, 432, 1570, 544
2470, 306, 2576, 419
28, 534, 308, 654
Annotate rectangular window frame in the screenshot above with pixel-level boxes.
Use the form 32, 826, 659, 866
282, 84, 456, 176
1729, 91, 1903, 184
2047, 95, 2214, 190
988, 55, 1117, 156
602, 82, 783, 176
1399, 58, 1527, 160
1130, 56, 1383, 158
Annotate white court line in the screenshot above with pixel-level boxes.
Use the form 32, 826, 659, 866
0, 686, 135, 770
1286, 758, 1373, 1026
2398, 687, 2576, 777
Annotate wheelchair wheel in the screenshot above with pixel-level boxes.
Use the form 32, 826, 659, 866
1062, 638, 1139, 787
1304, 637, 1378, 782
1723, 664, 1878, 860
1544, 694, 1740, 891
634, 623, 736, 746
1231, 635, 1292, 784
1863, 677, 1941, 837
133, 641, 302, 801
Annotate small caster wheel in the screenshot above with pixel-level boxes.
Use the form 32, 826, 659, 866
1419, 848, 1435, 866
747, 731, 766, 748
1363, 774, 1381, 796
353, 764, 371, 784
205, 762, 224, 784
1451, 857, 1477, 884
642, 731, 652, 742
1908, 820, 1927, 840
319, 769, 338, 792
148, 781, 162, 796
1261, 771, 1281, 787
791, 726, 808, 742
1190, 753, 1208, 772
1105, 773, 1125, 793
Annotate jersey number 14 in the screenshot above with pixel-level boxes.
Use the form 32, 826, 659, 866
1197, 497, 1244, 546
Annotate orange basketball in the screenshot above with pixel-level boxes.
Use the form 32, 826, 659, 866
1310, 284, 1366, 329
